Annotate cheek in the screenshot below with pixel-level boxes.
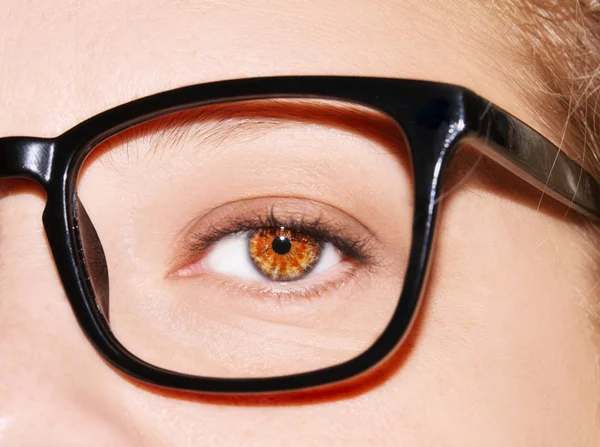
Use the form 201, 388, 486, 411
386, 188, 600, 444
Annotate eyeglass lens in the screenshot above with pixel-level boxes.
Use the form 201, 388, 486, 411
76, 99, 413, 378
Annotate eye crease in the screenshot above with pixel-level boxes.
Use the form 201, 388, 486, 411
249, 227, 321, 281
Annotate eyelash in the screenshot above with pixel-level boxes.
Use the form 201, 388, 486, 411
186, 207, 377, 268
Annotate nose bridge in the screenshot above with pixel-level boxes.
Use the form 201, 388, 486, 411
0, 203, 140, 445
0, 137, 55, 188
0, 195, 85, 372
0, 149, 88, 398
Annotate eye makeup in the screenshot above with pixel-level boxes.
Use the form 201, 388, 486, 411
169, 197, 382, 300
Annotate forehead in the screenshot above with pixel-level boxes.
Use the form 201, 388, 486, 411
0, 0, 533, 137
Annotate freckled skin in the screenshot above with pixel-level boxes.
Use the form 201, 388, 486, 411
249, 228, 320, 280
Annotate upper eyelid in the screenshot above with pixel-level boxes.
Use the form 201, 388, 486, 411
184, 212, 375, 262
94, 99, 407, 167
192, 213, 376, 264
167, 197, 384, 275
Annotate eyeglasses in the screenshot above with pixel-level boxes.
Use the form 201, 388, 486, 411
1, 76, 598, 394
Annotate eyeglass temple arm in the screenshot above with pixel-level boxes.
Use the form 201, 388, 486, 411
0, 137, 55, 187
462, 99, 600, 218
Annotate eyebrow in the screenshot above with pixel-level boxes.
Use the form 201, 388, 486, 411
95, 99, 408, 163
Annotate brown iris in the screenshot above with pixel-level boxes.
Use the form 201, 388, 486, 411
249, 227, 321, 281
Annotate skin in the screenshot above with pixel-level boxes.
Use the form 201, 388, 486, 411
1, 0, 599, 445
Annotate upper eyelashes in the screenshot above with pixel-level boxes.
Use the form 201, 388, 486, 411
191, 227, 343, 285
172, 204, 378, 291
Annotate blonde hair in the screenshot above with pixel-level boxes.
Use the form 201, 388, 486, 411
494, 1, 600, 176
488, 1, 600, 325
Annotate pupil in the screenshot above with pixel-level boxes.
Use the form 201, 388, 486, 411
272, 236, 292, 255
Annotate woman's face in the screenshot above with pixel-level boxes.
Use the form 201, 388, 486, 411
1, 1, 599, 445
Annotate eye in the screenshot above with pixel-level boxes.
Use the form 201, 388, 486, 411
177, 225, 344, 283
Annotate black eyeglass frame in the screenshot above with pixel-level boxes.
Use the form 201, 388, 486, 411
1, 76, 598, 395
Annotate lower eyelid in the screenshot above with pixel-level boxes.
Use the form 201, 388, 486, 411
177, 260, 361, 304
